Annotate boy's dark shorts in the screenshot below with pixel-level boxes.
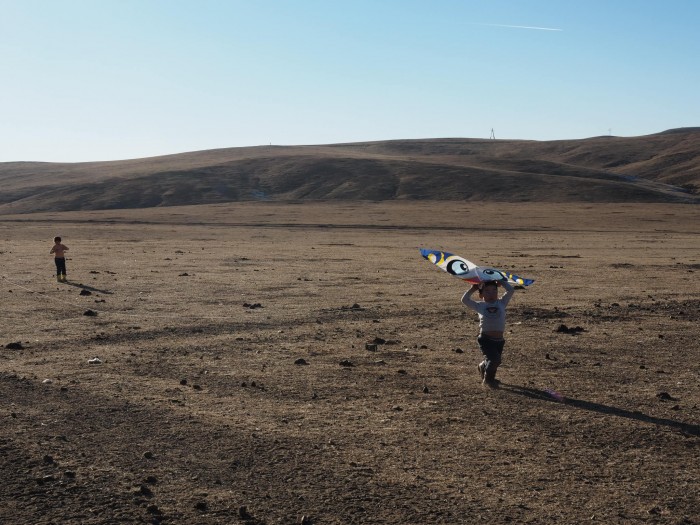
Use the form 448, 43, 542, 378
477, 334, 505, 371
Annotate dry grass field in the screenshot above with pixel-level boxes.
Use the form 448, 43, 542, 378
1, 202, 698, 524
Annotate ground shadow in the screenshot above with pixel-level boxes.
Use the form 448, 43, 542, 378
64, 281, 114, 295
500, 383, 699, 437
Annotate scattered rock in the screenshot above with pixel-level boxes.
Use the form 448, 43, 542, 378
134, 485, 153, 498
83, 309, 97, 317
194, 500, 208, 511
64, 470, 76, 478
656, 392, 678, 401
555, 324, 585, 335
372, 337, 386, 345
422, 386, 430, 394
300, 515, 313, 525
339, 360, 354, 367
454, 348, 464, 354
238, 506, 251, 519
79, 289, 92, 296
179, 272, 190, 277
365, 343, 378, 351
340, 303, 364, 310
87, 357, 102, 365
5, 342, 23, 350
243, 302, 263, 309
37, 475, 56, 484
143, 451, 154, 459
294, 358, 309, 365
180, 379, 188, 385
42, 379, 53, 384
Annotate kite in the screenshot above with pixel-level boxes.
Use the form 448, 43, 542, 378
420, 248, 535, 286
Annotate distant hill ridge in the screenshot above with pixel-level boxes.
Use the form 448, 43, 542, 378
1, 128, 698, 213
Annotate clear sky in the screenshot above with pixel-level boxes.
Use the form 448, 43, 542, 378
1, 0, 699, 162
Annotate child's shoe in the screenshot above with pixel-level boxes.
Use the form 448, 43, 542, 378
482, 377, 500, 389
61, 274, 67, 282
56, 275, 62, 283
477, 362, 485, 380
482, 369, 500, 388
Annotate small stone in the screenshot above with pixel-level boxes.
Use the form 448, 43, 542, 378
143, 451, 154, 459
194, 501, 207, 511
134, 485, 153, 497
88, 357, 102, 365
79, 289, 92, 296
5, 342, 23, 350
180, 379, 188, 385
339, 360, 354, 367
656, 392, 677, 401
422, 386, 430, 394
294, 358, 309, 365
83, 309, 97, 317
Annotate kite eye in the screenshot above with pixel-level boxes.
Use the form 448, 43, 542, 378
483, 268, 506, 280
446, 260, 469, 275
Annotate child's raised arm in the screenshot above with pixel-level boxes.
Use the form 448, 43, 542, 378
461, 284, 481, 310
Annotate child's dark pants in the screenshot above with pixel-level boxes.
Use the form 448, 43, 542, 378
54, 257, 67, 276
477, 334, 505, 380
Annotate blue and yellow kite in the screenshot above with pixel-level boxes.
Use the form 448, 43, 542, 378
420, 248, 535, 286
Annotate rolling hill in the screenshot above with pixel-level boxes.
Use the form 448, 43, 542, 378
1, 128, 699, 213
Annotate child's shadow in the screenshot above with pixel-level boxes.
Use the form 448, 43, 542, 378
499, 383, 699, 437
64, 281, 114, 295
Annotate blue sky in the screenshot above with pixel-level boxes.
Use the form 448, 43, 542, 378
1, 0, 699, 162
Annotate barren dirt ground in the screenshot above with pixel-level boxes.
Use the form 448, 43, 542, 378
1, 202, 698, 525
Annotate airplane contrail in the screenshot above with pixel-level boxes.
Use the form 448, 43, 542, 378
477, 23, 563, 32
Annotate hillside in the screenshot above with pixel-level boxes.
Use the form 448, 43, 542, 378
1, 128, 699, 213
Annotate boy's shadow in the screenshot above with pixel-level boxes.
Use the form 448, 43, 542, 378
499, 383, 699, 437
64, 281, 114, 295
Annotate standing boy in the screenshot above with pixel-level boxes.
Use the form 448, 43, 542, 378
50, 236, 69, 282
461, 280, 514, 388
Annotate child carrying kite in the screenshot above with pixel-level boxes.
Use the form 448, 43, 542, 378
461, 280, 514, 388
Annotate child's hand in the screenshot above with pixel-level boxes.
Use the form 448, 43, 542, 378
470, 284, 480, 292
